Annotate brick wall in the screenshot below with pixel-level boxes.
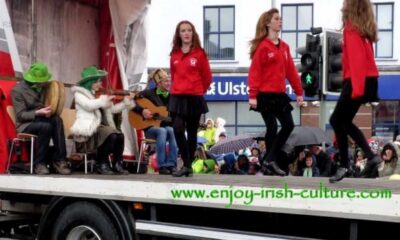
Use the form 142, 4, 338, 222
300, 102, 373, 138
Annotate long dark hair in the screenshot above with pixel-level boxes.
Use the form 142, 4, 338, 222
341, 0, 377, 42
170, 20, 202, 54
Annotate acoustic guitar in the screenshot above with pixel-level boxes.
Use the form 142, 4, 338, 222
129, 98, 171, 130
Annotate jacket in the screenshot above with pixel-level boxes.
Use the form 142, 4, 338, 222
342, 21, 379, 99
11, 81, 46, 132
378, 142, 400, 178
214, 117, 226, 143
70, 86, 134, 137
248, 37, 303, 100
170, 47, 212, 95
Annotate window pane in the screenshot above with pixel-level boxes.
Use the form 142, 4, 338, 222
220, 34, 234, 59
298, 32, 308, 51
281, 32, 297, 57
237, 102, 300, 134
376, 31, 392, 57
206, 102, 235, 125
291, 103, 301, 125
205, 8, 218, 32
298, 6, 312, 30
374, 101, 398, 124
220, 7, 234, 32
204, 34, 219, 59
237, 127, 265, 135
224, 127, 236, 138
237, 102, 264, 125
282, 6, 296, 30
377, 4, 392, 29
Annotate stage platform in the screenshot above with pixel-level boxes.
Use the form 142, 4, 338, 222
0, 174, 399, 223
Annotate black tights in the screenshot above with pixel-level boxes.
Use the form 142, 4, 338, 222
24, 116, 67, 165
261, 110, 294, 165
330, 99, 373, 168
171, 113, 201, 168
97, 133, 124, 164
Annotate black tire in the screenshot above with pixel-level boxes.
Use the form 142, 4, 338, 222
51, 201, 119, 240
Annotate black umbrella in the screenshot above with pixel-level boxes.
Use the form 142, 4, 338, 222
258, 126, 331, 153
208, 133, 257, 155
284, 126, 331, 152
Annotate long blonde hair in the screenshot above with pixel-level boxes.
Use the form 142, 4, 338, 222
249, 8, 279, 59
341, 0, 377, 42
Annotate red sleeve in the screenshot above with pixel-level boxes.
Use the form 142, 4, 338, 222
285, 45, 303, 96
248, 45, 265, 99
201, 51, 212, 94
345, 25, 367, 99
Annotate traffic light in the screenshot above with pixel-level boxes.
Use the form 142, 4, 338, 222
296, 32, 322, 97
322, 30, 343, 95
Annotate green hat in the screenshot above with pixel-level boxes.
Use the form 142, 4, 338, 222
78, 66, 108, 86
23, 63, 52, 83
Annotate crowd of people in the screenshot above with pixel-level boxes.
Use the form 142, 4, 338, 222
190, 135, 400, 180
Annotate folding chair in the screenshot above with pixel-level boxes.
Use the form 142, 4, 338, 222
137, 138, 156, 173
6, 106, 37, 174
122, 134, 155, 173
60, 108, 94, 174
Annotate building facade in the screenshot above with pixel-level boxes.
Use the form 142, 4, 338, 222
147, 0, 400, 140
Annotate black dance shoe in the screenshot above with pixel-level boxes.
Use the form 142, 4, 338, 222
267, 161, 286, 176
172, 166, 193, 177
113, 161, 129, 175
97, 163, 114, 175
329, 167, 347, 183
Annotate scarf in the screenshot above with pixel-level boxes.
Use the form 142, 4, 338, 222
303, 168, 313, 177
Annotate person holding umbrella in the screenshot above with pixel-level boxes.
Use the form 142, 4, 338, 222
248, 8, 304, 176
329, 0, 380, 183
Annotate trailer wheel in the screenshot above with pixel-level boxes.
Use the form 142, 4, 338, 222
51, 201, 119, 240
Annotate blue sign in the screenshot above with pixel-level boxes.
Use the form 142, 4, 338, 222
376, 75, 400, 100
205, 76, 248, 101
205, 75, 400, 101
205, 76, 307, 101
325, 75, 400, 100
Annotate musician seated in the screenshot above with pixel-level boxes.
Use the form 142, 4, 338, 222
133, 69, 178, 175
70, 66, 135, 175
11, 63, 71, 175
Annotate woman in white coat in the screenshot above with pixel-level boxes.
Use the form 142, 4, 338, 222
70, 66, 135, 174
